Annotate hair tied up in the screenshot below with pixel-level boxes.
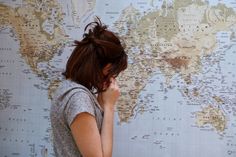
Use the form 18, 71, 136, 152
73, 36, 96, 47
83, 34, 96, 44
87, 36, 95, 44
73, 40, 81, 46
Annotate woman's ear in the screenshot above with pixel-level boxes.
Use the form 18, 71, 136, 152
102, 63, 112, 75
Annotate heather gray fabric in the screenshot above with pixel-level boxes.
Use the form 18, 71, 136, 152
50, 79, 104, 157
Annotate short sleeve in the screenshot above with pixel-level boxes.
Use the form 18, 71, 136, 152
64, 91, 95, 126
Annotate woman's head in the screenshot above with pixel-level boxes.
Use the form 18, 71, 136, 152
63, 17, 128, 92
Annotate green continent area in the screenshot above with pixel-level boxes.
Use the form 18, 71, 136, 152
115, 1, 236, 122
0, 0, 67, 98
195, 105, 226, 132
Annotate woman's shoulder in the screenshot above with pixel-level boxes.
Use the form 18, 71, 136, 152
53, 79, 103, 110
52, 79, 88, 101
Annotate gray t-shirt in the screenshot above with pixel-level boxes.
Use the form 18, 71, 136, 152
50, 79, 104, 157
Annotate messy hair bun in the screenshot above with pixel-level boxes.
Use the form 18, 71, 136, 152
83, 18, 107, 38
63, 17, 128, 92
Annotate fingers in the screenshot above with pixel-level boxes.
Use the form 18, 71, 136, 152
110, 77, 118, 87
110, 77, 115, 84
107, 78, 119, 93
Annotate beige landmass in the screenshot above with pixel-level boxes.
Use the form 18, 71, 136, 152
48, 79, 62, 100
71, 0, 96, 26
192, 88, 199, 97
115, 0, 236, 122
0, 1, 67, 98
195, 105, 226, 132
213, 96, 224, 104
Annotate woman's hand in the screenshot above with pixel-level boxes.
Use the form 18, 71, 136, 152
97, 78, 120, 111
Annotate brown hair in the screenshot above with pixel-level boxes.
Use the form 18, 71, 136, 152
63, 18, 128, 93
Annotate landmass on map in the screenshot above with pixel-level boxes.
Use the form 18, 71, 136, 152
71, 0, 96, 26
0, 89, 13, 110
0, 0, 98, 99
114, 0, 236, 122
195, 105, 226, 132
0, 0, 68, 98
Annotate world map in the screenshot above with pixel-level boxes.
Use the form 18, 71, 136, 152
0, 0, 236, 157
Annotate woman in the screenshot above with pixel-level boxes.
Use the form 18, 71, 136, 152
50, 18, 128, 157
